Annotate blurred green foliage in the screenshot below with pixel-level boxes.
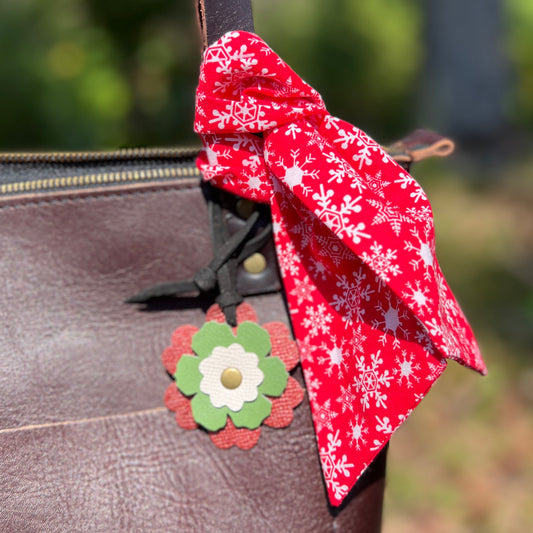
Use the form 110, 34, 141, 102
254, 0, 422, 140
0, 0, 199, 149
507, 0, 533, 125
1, 0, 530, 150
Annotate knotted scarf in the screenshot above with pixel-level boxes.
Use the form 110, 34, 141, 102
194, 31, 486, 505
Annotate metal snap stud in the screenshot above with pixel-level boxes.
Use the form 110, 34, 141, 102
243, 252, 267, 274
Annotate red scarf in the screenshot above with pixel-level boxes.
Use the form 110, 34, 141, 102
194, 31, 486, 505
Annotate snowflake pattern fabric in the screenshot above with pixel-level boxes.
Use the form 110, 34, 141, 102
194, 31, 486, 506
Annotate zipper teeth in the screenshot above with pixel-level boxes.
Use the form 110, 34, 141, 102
0, 147, 200, 164
0, 165, 200, 196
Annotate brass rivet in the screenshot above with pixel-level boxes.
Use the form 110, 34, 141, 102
236, 199, 256, 219
221, 367, 242, 390
243, 252, 267, 274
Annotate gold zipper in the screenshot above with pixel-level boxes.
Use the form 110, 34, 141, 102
0, 146, 199, 164
0, 147, 201, 197
0, 166, 201, 195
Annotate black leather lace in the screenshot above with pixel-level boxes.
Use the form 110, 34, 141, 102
126, 185, 272, 326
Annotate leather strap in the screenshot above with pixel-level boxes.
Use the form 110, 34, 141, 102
196, 0, 255, 48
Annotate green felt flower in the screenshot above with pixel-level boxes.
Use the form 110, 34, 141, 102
175, 321, 289, 431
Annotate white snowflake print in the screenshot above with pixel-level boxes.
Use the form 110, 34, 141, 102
308, 258, 329, 281
393, 350, 421, 387
313, 184, 370, 242
302, 304, 333, 337
242, 154, 262, 172
351, 129, 388, 169
287, 205, 315, 250
425, 317, 443, 339
370, 439, 383, 452
372, 295, 410, 347
203, 33, 251, 70
375, 415, 394, 435
405, 226, 436, 281
208, 101, 276, 132
274, 149, 319, 194
331, 125, 360, 151
314, 398, 339, 433
243, 174, 264, 197
325, 118, 388, 170
289, 274, 316, 306
314, 233, 357, 267
414, 328, 436, 355
318, 336, 347, 376
330, 268, 375, 327
319, 430, 354, 501
328, 344, 344, 368
241, 156, 266, 197
360, 241, 402, 283
276, 241, 301, 277
394, 171, 428, 203
202, 168, 235, 187
367, 198, 407, 236
423, 359, 444, 383
404, 204, 433, 225
324, 150, 360, 187
350, 323, 368, 354
302, 125, 330, 152
394, 171, 417, 190
438, 317, 467, 361
204, 144, 232, 166
435, 270, 462, 322
225, 133, 264, 154
347, 414, 368, 449
409, 186, 428, 203
354, 350, 393, 410
364, 170, 390, 198
285, 122, 302, 139
348, 170, 368, 194
336, 383, 357, 414
405, 280, 433, 313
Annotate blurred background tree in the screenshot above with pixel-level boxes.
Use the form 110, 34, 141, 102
1, 0, 531, 153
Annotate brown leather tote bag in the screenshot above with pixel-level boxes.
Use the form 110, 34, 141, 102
0, 1, 451, 531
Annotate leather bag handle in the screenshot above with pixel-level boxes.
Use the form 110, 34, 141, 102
196, 0, 255, 48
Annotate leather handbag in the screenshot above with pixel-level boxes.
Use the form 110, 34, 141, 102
0, 1, 454, 531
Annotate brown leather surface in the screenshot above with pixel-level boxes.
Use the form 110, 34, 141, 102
0, 181, 385, 531
0, 377, 384, 533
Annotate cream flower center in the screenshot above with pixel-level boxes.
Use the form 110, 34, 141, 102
198, 343, 264, 411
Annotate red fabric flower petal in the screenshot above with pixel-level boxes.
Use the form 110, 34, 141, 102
263, 322, 300, 371
205, 302, 258, 324
164, 383, 198, 430
264, 377, 305, 428
209, 419, 261, 450
162, 324, 198, 374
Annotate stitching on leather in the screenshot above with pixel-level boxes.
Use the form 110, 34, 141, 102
0, 179, 200, 212
0, 407, 167, 435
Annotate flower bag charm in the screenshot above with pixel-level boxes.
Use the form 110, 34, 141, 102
163, 302, 303, 450
193, 31, 487, 505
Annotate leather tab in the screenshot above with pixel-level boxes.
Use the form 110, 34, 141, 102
387, 128, 455, 164
197, 0, 255, 48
